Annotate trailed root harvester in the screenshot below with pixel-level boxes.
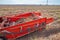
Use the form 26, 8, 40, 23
0, 12, 54, 40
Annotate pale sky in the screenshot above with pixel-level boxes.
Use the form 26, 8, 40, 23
0, 0, 60, 5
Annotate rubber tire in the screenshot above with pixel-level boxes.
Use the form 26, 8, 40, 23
38, 22, 46, 31
40, 22, 46, 28
41, 22, 46, 31
0, 36, 7, 40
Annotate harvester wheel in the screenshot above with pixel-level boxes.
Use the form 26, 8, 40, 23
40, 22, 46, 28
38, 22, 46, 31
0, 36, 7, 40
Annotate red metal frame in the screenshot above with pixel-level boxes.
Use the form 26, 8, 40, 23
5, 12, 41, 22
0, 12, 54, 40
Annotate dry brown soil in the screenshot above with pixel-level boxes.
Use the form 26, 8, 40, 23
0, 5, 60, 40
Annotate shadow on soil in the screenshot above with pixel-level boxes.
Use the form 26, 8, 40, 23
16, 27, 60, 40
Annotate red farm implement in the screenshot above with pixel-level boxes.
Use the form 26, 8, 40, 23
0, 12, 54, 40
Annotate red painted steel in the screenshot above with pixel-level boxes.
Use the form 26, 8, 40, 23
0, 12, 54, 40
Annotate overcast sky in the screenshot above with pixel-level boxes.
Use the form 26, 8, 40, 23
0, 0, 60, 5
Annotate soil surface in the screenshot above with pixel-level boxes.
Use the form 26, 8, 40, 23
0, 5, 60, 40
